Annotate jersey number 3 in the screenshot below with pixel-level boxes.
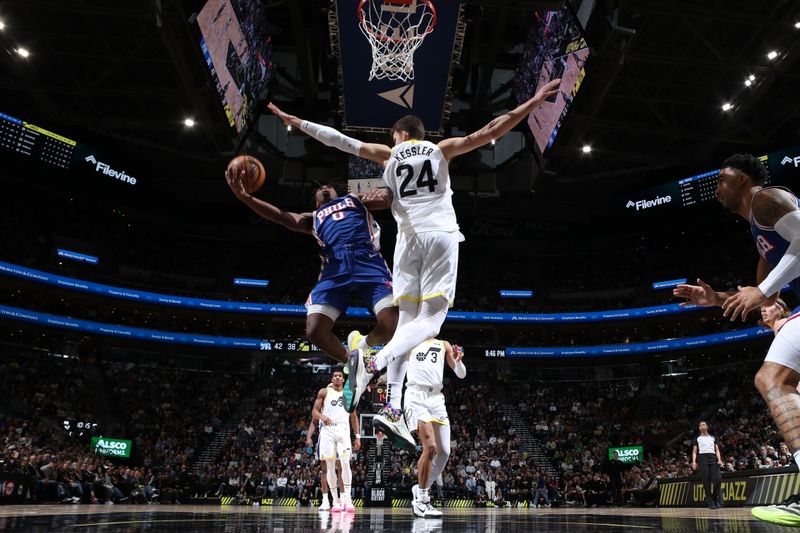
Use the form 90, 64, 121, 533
397, 159, 437, 198
416, 346, 441, 363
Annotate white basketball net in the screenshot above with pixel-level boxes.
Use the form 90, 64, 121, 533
358, 0, 436, 81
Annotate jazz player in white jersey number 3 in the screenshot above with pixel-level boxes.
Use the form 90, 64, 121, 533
312, 369, 361, 513
407, 339, 467, 518
268, 78, 560, 445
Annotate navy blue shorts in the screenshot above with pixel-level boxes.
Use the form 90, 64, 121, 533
306, 247, 394, 317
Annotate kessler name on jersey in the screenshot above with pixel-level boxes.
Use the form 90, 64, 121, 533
393, 144, 435, 163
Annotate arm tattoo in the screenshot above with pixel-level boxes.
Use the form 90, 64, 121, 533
752, 189, 797, 227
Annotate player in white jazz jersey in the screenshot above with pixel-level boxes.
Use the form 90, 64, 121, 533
267, 78, 559, 447
312, 369, 361, 513
404, 339, 467, 517
307, 395, 343, 511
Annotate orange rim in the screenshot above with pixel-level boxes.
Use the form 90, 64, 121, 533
357, 0, 437, 44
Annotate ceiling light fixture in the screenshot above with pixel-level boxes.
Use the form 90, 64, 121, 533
721, 103, 733, 111
16, 47, 30, 58
183, 118, 196, 127
581, 145, 592, 153
767, 50, 778, 60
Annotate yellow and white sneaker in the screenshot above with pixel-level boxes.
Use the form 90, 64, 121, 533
347, 330, 364, 351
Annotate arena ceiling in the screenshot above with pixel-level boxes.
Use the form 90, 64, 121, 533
1, 0, 799, 206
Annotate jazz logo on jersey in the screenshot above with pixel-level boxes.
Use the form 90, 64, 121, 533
415, 346, 441, 362
330, 396, 345, 407
756, 234, 775, 257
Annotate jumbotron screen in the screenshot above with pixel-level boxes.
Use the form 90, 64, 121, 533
513, 3, 589, 155
0, 112, 76, 169
196, 0, 273, 141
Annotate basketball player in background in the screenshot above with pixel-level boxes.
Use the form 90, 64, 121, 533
267, 78, 560, 446
307, 402, 343, 511
760, 299, 793, 335
312, 369, 361, 512
405, 339, 466, 517
226, 171, 399, 382
673, 154, 800, 525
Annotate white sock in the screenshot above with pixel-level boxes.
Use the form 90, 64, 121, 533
793, 450, 800, 471
344, 484, 351, 500
322, 493, 329, 503
419, 487, 430, 502
330, 487, 339, 501
386, 355, 407, 409
358, 336, 370, 350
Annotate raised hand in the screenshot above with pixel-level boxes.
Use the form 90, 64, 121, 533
225, 166, 248, 199
266, 102, 297, 127
531, 78, 561, 105
722, 286, 770, 321
672, 278, 720, 307
452, 344, 463, 362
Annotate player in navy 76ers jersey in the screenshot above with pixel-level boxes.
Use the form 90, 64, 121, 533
673, 154, 800, 526
226, 169, 398, 375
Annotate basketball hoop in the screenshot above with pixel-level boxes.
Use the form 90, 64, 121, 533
357, 0, 437, 81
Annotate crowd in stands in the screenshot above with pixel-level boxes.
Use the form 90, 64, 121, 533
102, 362, 255, 472
0, 347, 92, 422
0, 340, 793, 508
0, 346, 254, 504
512, 359, 791, 507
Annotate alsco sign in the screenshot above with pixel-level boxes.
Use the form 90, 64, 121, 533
91, 437, 132, 458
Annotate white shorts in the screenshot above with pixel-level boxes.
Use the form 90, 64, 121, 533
405, 386, 449, 431
765, 316, 800, 374
392, 230, 462, 307
318, 425, 352, 461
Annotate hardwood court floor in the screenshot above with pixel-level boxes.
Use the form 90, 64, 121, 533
0, 505, 794, 532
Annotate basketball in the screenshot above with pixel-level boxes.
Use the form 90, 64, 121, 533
227, 155, 265, 194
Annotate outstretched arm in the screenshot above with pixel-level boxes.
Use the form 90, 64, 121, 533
672, 278, 732, 308
437, 79, 561, 161
722, 188, 797, 320
267, 103, 392, 165
226, 167, 313, 234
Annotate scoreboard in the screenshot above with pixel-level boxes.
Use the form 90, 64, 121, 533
0, 112, 76, 169
623, 153, 780, 214
0, 111, 140, 188
676, 170, 721, 208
